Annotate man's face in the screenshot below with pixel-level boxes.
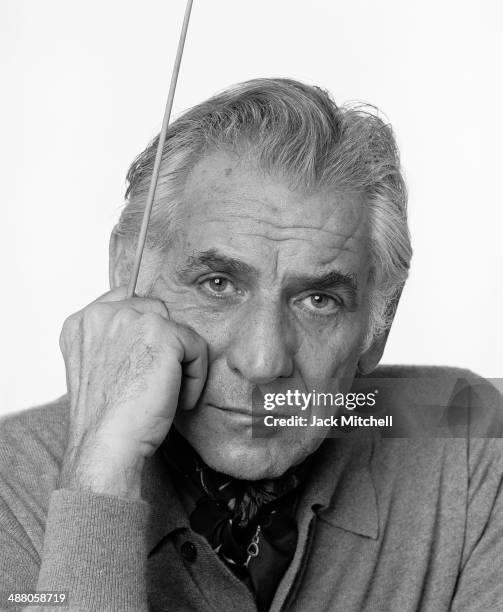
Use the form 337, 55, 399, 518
145, 150, 373, 479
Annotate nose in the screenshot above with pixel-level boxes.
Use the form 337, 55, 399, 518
225, 299, 296, 384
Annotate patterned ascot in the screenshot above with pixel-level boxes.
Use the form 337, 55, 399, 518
163, 427, 311, 611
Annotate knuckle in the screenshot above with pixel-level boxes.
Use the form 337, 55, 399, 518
60, 312, 84, 357
139, 314, 180, 352
82, 302, 112, 327
61, 312, 81, 339
130, 297, 169, 318
93, 286, 128, 304
113, 306, 138, 325
107, 286, 129, 300
139, 311, 164, 329
150, 299, 170, 318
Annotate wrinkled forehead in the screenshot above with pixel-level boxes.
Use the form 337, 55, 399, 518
175, 150, 371, 279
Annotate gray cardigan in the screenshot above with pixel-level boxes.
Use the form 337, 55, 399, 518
0, 366, 502, 611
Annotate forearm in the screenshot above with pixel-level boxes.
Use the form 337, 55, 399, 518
35, 488, 150, 612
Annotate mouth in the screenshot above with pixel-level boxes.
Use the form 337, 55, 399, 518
207, 404, 293, 420
204, 403, 288, 438
207, 403, 253, 417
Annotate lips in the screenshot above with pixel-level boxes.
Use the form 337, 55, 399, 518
208, 404, 253, 416
208, 404, 294, 419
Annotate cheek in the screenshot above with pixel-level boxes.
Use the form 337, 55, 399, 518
150, 277, 236, 368
150, 275, 225, 333
163, 298, 234, 360
295, 318, 364, 380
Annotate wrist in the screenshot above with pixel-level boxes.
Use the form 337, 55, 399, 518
59, 437, 146, 500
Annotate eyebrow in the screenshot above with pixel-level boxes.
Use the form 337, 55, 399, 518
176, 249, 358, 303
176, 249, 257, 281
287, 270, 358, 293
287, 270, 359, 310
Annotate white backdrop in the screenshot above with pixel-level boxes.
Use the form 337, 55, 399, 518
1, 0, 502, 416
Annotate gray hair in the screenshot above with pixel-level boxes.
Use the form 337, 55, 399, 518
116, 78, 412, 349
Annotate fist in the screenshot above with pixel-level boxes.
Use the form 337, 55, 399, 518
58, 287, 208, 497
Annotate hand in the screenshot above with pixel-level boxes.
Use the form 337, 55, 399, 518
58, 287, 208, 498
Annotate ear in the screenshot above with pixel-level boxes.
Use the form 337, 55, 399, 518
108, 226, 131, 289
357, 329, 391, 375
357, 286, 403, 375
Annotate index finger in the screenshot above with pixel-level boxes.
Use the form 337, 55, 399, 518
93, 286, 129, 303
93, 286, 170, 319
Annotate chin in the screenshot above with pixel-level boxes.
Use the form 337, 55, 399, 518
174, 406, 323, 480
199, 441, 294, 480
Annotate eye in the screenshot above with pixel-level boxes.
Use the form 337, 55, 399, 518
200, 276, 237, 296
298, 293, 340, 315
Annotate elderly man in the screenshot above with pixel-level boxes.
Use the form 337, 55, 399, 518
1, 78, 502, 612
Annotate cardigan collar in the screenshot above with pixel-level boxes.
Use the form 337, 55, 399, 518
142, 428, 380, 555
